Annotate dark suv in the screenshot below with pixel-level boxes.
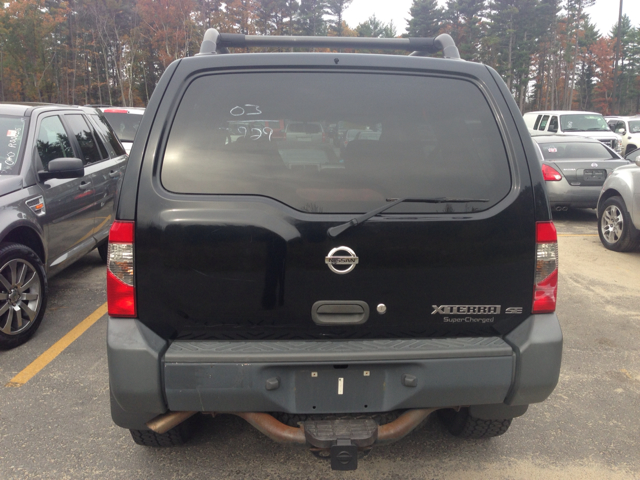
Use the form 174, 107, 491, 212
0, 103, 127, 349
107, 31, 562, 470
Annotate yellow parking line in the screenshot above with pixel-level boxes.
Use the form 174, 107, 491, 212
5, 303, 108, 387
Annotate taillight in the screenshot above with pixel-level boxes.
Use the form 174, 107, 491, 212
541, 164, 562, 181
322, 132, 327, 142
104, 108, 128, 113
533, 221, 558, 314
107, 221, 136, 317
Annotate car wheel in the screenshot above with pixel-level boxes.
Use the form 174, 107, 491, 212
97, 242, 108, 264
0, 243, 48, 350
598, 196, 640, 252
438, 408, 512, 439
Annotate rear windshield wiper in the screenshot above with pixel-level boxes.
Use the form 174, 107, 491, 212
327, 197, 489, 237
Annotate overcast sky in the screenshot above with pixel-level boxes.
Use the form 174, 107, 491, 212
343, 0, 640, 38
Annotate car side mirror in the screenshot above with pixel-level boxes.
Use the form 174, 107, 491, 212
616, 128, 626, 135
38, 158, 85, 181
635, 157, 640, 167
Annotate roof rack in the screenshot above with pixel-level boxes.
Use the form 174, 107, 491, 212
197, 29, 460, 60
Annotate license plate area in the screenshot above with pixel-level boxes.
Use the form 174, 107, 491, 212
583, 169, 606, 182
295, 365, 385, 413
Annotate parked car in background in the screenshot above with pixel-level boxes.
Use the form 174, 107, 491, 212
97, 106, 145, 154
524, 110, 622, 153
284, 121, 326, 145
605, 116, 640, 155
0, 103, 127, 348
597, 147, 640, 251
532, 135, 629, 211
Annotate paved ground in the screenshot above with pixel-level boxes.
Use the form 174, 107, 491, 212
1, 210, 639, 479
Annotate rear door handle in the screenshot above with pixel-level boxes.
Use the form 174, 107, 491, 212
79, 182, 91, 190
311, 301, 370, 325
108, 171, 120, 178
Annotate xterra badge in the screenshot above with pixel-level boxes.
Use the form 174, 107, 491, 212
432, 305, 501, 315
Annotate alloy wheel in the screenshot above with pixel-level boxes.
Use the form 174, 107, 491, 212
601, 205, 624, 244
0, 258, 42, 335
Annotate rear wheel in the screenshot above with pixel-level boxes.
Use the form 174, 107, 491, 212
0, 243, 47, 350
598, 196, 640, 252
97, 241, 108, 263
130, 417, 196, 447
438, 408, 512, 439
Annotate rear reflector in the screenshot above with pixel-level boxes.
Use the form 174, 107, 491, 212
541, 164, 562, 181
107, 221, 136, 317
533, 222, 558, 314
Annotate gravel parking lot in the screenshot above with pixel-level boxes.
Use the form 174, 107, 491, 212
0, 209, 638, 479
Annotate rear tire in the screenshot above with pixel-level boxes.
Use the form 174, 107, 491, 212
598, 196, 640, 252
0, 243, 47, 350
130, 417, 195, 447
438, 408, 512, 439
97, 242, 108, 264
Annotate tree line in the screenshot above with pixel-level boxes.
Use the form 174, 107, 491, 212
0, 0, 638, 115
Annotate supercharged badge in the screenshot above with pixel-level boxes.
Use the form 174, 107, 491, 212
432, 305, 501, 315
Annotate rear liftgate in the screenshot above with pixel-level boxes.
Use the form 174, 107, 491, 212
149, 27, 461, 472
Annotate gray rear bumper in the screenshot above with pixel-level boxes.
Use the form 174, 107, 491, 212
108, 314, 562, 429
546, 181, 601, 208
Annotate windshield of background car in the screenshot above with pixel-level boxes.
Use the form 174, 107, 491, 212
102, 111, 142, 142
161, 72, 512, 214
0, 116, 27, 175
628, 120, 640, 133
560, 114, 610, 132
539, 142, 618, 160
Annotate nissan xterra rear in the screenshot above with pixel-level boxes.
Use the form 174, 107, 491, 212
107, 30, 562, 471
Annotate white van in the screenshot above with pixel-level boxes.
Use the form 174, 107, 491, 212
523, 110, 622, 153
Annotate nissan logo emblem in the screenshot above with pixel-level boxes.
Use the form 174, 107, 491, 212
325, 246, 359, 274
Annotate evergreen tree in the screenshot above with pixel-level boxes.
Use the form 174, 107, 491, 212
326, 0, 352, 36
443, 0, 485, 61
356, 15, 396, 38
297, 0, 326, 36
407, 0, 443, 38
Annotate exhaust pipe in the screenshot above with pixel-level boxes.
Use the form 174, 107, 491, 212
231, 408, 439, 445
554, 206, 569, 212
146, 411, 197, 434
147, 408, 439, 444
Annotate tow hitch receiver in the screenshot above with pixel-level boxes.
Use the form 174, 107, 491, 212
303, 419, 378, 471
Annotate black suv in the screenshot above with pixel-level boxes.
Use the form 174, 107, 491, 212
107, 31, 562, 470
0, 103, 127, 349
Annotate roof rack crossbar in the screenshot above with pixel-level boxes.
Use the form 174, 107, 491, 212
197, 29, 460, 60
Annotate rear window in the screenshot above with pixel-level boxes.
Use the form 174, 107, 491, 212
103, 111, 143, 142
161, 72, 511, 214
560, 114, 609, 132
0, 116, 27, 175
539, 142, 617, 160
